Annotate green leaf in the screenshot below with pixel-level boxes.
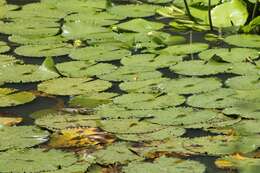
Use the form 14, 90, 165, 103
199, 48, 259, 63
115, 18, 164, 33
56, 61, 117, 77
224, 34, 260, 48
0, 149, 78, 173
225, 76, 260, 90
91, 143, 143, 165
0, 41, 10, 53
0, 126, 49, 151
0, 88, 36, 107
123, 156, 206, 173
211, 0, 248, 27
160, 43, 209, 55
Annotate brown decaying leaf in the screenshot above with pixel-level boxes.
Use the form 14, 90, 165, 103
48, 127, 115, 148
0, 117, 22, 126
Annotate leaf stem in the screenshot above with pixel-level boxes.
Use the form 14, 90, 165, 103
183, 0, 196, 22
208, 0, 213, 30
252, 0, 259, 20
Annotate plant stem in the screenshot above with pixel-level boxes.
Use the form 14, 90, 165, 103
252, 0, 259, 20
183, 0, 196, 22
208, 0, 213, 31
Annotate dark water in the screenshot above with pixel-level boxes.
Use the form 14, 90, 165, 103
0, 0, 234, 173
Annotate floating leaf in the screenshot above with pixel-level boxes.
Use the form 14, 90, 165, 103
199, 48, 259, 63
116, 18, 164, 33
56, 61, 117, 78
0, 149, 77, 173
91, 143, 143, 165
123, 156, 206, 173
15, 43, 73, 57
0, 116, 22, 126
49, 127, 115, 148
224, 34, 260, 48
117, 127, 185, 142
211, 0, 248, 27
0, 88, 35, 107
226, 75, 260, 90
0, 41, 10, 53
38, 78, 111, 96
160, 43, 209, 55
170, 60, 231, 76
187, 88, 238, 108
0, 126, 49, 151
183, 135, 260, 155
0, 57, 59, 83
35, 112, 100, 131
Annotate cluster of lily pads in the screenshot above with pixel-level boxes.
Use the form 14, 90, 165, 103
0, 0, 260, 172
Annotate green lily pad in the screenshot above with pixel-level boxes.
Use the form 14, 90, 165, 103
170, 60, 231, 76
100, 119, 164, 134
69, 45, 131, 62
211, 0, 248, 27
0, 57, 59, 83
116, 18, 164, 33
199, 48, 259, 63
0, 148, 77, 173
0, 88, 36, 107
0, 41, 10, 53
224, 34, 260, 48
227, 62, 260, 75
117, 127, 185, 142
119, 78, 167, 93
160, 43, 209, 55
99, 66, 162, 82
121, 54, 183, 68
108, 4, 158, 18
123, 156, 206, 173
183, 135, 260, 155
69, 92, 118, 108
91, 143, 143, 165
46, 163, 91, 173
227, 120, 260, 135
0, 54, 22, 67
0, 126, 49, 151
148, 107, 218, 126
216, 155, 260, 172
56, 61, 117, 77
225, 76, 260, 90
38, 78, 111, 96
35, 112, 99, 131
9, 35, 65, 45
187, 88, 238, 108
15, 43, 73, 57
150, 77, 222, 94
113, 93, 185, 110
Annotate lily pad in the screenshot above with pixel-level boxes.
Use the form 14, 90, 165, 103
35, 112, 100, 131
0, 88, 36, 107
170, 60, 231, 76
123, 156, 206, 173
0, 57, 60, 83
117, 127, 185, 142
187, 88, 238, 108
38, 78, 111, 96
116, 18, 164, 33
0, 126, 49, 151
199, 48, 259, 63
15, 43, 73, 57
0, 148, 78, 173
91, 143, 143, 165
224, 34, 260, 48
160, 43, 209, 55
56, 61, 117, 78
225, 75, 260, 90
0, 41, 10, 53
100, 119, 164, 134
148, 107, 218, 126
183, 135, 260, 155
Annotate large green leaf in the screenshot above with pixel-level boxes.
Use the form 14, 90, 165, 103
224, 34, 260, 48
0, 126, 49, 151
211, 0, 248, 27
